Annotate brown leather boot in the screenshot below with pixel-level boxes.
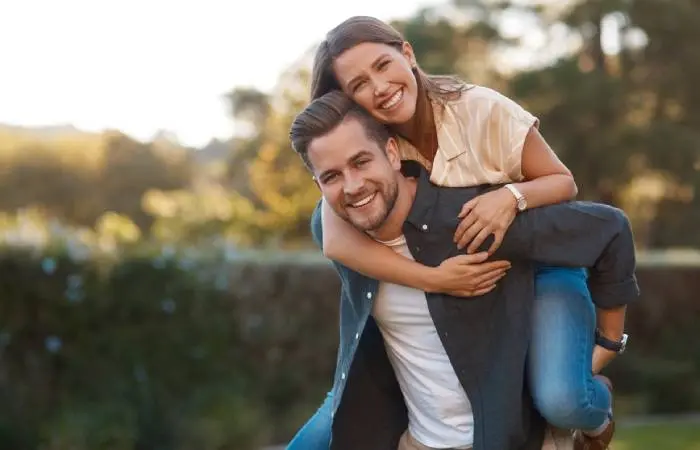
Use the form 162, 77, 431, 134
573, 375, 615, 450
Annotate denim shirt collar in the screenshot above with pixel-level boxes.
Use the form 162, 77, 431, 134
401, 160, 439, 232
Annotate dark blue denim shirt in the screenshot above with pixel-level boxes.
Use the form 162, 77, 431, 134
312, 161, 639, 450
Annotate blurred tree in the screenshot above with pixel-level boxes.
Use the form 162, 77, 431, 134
99, 132, 192, 231
226, 67, 320, 247
147, 64, 320, 247
392, 5, 508, 88
226, 87, 270, 127
0, 131, 193, 235
506, 0, 700, 247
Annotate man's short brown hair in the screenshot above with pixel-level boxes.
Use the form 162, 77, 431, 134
289, 90, 392, 170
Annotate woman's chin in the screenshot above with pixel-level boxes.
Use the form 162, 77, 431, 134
379, 105, 415, 125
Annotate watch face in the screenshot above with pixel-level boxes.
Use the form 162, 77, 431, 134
619, 334, 629, 353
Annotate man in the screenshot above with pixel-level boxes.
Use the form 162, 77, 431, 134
287, 91, 638, 450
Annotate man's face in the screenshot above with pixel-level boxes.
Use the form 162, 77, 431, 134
307, 117, 402, 232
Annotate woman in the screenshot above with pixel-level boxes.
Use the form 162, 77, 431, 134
289, 16, 623, 450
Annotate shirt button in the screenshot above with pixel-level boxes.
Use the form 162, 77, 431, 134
355, 332, 360, 340
366, 292, 372, 299
421, 224, 428, 231
341, 372, 346, 380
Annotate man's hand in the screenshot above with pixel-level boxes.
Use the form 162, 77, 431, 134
427, 252, 511, 297
592, 345, 617, 374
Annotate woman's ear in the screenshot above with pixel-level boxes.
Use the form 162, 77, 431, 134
401, 41, 417, 68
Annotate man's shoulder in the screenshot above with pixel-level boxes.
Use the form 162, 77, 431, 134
310, 199, 324, 249
308, 200, 372, 284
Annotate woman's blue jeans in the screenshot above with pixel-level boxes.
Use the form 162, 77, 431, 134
287, 266, 612, 449
528, 265, 611, 430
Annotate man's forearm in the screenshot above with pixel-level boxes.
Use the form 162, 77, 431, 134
597, 305, 626, 342
592, 305, 627, 373
487, 201, 639, 308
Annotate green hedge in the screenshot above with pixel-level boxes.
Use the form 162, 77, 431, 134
0, 247, 697, 449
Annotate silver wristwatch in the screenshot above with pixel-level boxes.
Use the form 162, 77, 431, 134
595, 330, 629, 354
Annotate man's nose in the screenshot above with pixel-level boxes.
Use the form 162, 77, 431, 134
343, 173, 365, 196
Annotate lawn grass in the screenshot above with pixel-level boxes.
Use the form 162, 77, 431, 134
614, 422, 700, 450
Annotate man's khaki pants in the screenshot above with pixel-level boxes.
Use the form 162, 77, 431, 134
396, 426, 573, 450
396, 430, 471, 450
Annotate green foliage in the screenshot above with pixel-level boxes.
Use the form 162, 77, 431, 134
0, 244, 697, 449
220, 69, 321, 247
614, 423, 700, 450
0, 246, 339, 449
0, 130, 192, 233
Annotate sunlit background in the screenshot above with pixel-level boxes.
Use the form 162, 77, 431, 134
0, 0, 698, 449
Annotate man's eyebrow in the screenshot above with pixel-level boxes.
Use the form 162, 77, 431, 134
349, 150, 373, 162
317, 168, 338, 181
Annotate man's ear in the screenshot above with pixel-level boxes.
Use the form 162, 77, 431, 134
401, 41, 417, 69
311, 174, 321, 190
385, 137, 402, 170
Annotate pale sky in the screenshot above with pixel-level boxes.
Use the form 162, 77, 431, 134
0, 1, 628, 148
0, 0, 447, 147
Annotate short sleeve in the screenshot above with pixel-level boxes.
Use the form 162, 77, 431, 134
482, 88, 539, 181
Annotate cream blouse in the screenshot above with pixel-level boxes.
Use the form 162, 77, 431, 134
398, 84, 539, 187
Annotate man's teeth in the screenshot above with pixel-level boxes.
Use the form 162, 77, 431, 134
381, 89, 402, 109
352, 194, 375, 208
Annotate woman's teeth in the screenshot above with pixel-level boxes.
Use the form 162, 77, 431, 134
380, 89, 403, 110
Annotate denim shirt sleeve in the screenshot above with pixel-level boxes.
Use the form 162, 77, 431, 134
490, 201, 639, 309
310, 200, 324, 251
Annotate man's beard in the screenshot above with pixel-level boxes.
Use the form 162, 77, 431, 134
346, 179, 399, 233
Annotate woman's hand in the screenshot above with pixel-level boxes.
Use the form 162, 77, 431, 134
454, 188, 518, 254
427, 251, 511, 297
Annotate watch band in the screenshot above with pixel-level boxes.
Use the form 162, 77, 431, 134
504, 184, 527, 211
595, 329, 628, 354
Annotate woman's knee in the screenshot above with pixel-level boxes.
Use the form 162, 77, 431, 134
532, 380, 588, 429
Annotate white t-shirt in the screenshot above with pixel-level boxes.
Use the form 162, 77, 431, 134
371, 235, 474, 449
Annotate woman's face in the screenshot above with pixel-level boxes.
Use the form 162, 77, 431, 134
332, 41, 418, 125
